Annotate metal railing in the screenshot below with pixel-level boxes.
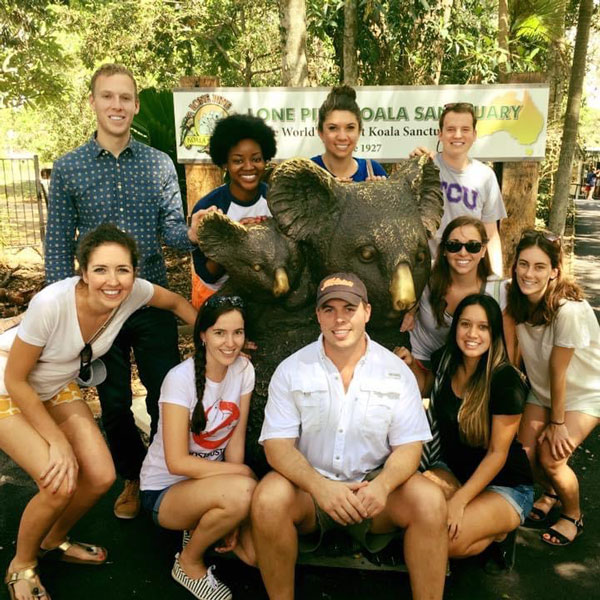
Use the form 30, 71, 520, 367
0, 156, 47, 250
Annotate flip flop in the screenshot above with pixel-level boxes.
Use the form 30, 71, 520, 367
541, 514, 584, 547
5, 563, 49, 599
38, 538, 108, 565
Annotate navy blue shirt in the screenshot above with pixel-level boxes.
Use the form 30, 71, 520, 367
310, 155, 387, 181
191, 182, 269, 282
45, 135, 192, 287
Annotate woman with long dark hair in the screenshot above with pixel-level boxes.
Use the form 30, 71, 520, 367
404, 216, 505, 367
507, 229, 599, 546
140, 295, 256, 600
311, 85, 386, 182
398, 294, 532, 567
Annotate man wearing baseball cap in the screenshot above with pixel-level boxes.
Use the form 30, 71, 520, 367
252, 273, 447, 600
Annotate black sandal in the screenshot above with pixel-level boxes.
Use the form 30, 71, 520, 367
541, 514, 584, 547
525, 491, 560, 525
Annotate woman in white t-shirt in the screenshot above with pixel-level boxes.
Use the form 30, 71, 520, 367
1, 224, 197, 600
403, 216, 506, 369
140, 295, 256, 600
507, 229, 599, 547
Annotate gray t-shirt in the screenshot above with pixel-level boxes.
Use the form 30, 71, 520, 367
433, 153, 507, 241
410, 277, 507, 362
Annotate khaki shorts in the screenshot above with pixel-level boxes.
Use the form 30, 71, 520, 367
298, 468, 402, 554
0, 381, 83, 420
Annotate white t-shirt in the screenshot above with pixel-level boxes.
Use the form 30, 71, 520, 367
259, 335, 431, 483
140, 356, 255, 491
0, 277, 154, 400
433, 153, 507, 241
517, 300, 600, 416
410, 277, 507, 362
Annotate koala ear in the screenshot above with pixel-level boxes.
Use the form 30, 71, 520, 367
197, 212, 247, 264
268, 158, 341, 241
392, 156, 444, 239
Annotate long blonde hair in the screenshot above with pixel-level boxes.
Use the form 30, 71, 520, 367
447, 294, 509, 447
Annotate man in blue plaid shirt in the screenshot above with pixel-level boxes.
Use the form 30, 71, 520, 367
46, 63, 201, 520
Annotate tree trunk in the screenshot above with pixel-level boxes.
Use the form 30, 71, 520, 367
500, 162, 540, 272
278, 0, 308, 87
429, 0, 454, 85
546, 2, 568, 124
498, 72, 545, 275
497, 0, 510, 81
549, 0, 593, 235
343, 0, 358, 85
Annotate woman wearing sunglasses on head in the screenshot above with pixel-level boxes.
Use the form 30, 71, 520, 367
311, 85, 386, 182
401, 216, 506, 371
507, 230, 599, 547
0, 224, 197, 600
140, 295, 256, 600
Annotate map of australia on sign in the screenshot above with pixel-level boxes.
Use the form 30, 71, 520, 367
476, 90, 544, 146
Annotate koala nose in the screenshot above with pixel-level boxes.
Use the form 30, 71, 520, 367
390, 262, 416, 312
272, 267, 290, 297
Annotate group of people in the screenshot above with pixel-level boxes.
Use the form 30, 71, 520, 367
0, 62, 598, 600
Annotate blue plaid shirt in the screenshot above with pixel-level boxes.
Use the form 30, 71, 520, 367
45, 134, 193, 287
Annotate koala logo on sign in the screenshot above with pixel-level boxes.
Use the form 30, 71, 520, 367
180, 93, 232, 154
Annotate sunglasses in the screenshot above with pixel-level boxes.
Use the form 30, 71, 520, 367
520, 229, 561, 246
443, 102, 474, 110
444, 240, 483, 254
205, 295, 245, 309
78, 343, 93, 382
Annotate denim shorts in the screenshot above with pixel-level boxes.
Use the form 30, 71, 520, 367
429, 462, 534, 524
140, 486, 171, 525
486, 484, 534, 525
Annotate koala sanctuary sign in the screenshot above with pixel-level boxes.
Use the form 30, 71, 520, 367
174, 84, 549, 163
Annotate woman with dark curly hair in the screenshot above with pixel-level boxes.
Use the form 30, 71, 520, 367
190, 114, 277, 307
507, 229, 599, 547
311, 85, 386, 182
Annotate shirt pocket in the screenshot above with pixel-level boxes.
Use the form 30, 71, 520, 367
291, 375, 328, 434
360, 379, 398, 436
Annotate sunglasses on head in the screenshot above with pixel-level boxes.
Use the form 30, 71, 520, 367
205, 295, 245, 309
78, 343, 92, 382
520, 229, 561, 246
443, 102, 474, 110
444, 240, 483, 254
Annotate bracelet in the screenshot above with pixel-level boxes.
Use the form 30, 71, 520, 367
550, 420, 565, 426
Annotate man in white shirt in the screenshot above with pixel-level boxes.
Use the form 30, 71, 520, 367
412, 102, 507, 275
252, 273, 447, 600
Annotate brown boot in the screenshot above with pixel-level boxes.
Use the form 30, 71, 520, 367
113, 479, 140, 519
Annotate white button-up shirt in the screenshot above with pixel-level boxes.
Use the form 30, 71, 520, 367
259, 334, 431, 482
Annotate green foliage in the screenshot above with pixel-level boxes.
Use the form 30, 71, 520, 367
0, 0, 69, 108
72, 0, 281, 88
131, 89, 186, 203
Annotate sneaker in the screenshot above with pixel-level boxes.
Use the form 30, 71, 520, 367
171, 553, 232, 600
113, 479, 140, 519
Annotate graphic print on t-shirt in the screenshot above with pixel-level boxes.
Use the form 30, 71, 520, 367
192, 398, 240, 455
441, 181, 479, 210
